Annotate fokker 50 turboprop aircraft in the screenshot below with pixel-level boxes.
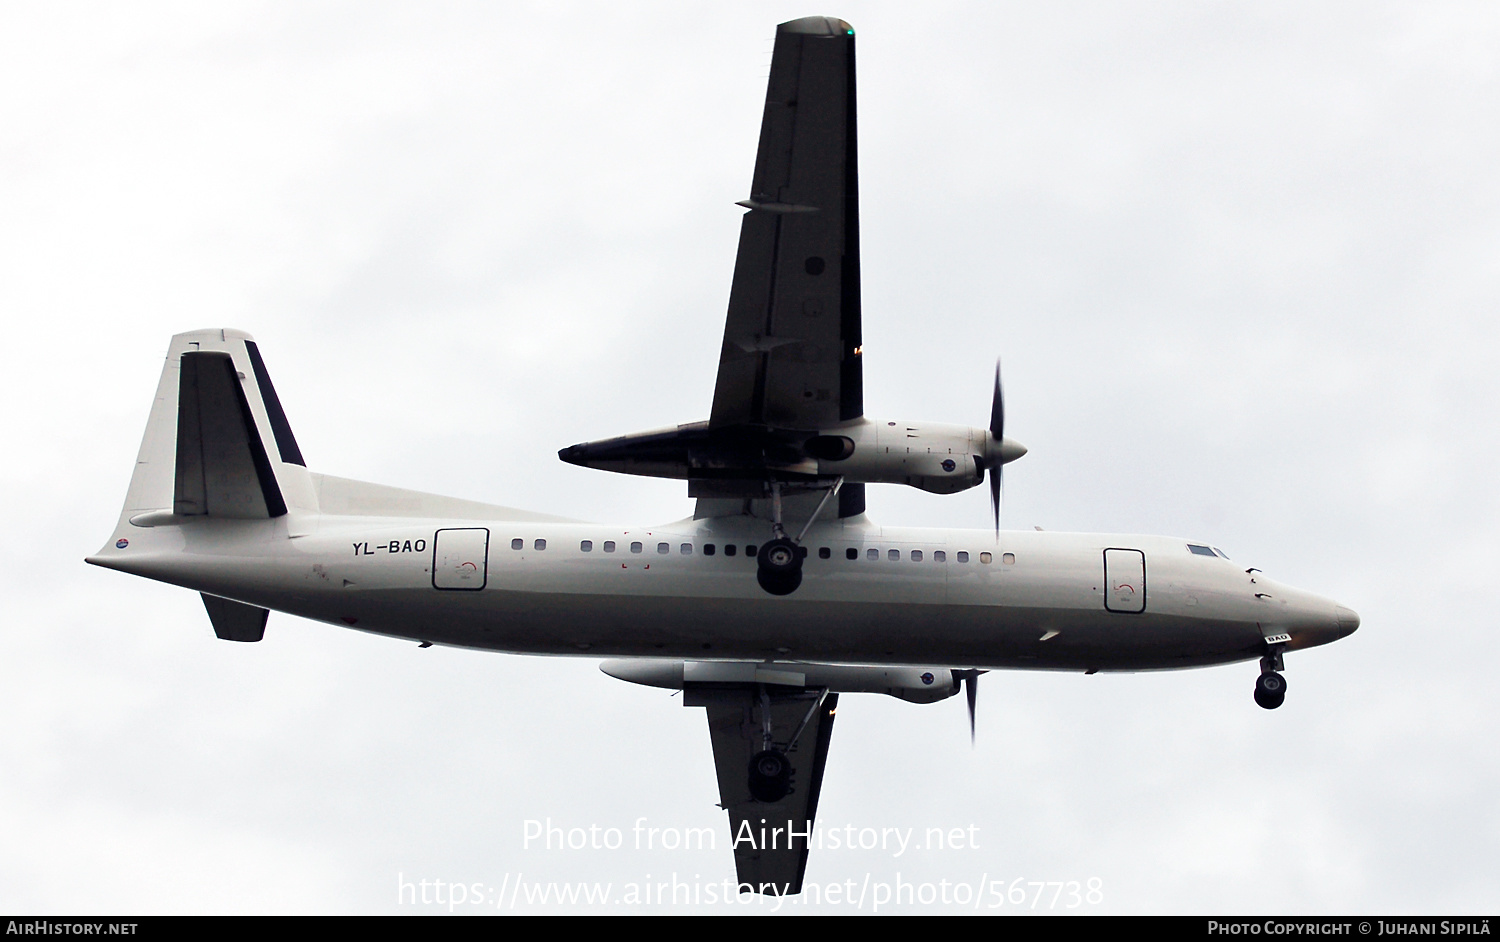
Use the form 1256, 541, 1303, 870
89, 16, 1358, 896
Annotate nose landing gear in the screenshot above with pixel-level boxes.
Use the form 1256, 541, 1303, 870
1254, 670, 1287, 709
1254, 635, 1289, 710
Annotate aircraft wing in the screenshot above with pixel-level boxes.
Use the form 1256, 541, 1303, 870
709, 16, 863, 432
685, 684, 839, 896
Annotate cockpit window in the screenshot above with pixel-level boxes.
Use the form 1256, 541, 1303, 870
1187, 544, 1217, 557
1213, 547, 1231, 559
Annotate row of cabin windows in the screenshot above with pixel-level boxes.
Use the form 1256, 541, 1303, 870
511, 538, 1014, 565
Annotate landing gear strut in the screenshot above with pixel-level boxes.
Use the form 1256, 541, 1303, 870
744, 685, 828, 802
754, 478, 842, 597
1254, 638, 1288, 710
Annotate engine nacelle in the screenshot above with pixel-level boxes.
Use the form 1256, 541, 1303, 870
600, 658, 966, 705
559, 417, 1026, 497
805, 419, 1012, 494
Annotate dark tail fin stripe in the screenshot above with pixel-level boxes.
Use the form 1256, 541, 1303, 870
244, 340, 305, 467
174, 351, 288, 518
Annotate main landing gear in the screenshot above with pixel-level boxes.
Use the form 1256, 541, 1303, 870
1254, 637, 1289, 710
754, 478, 843, 597
756, 537, 802, 596
748, 748, 792, 802
745, 685, 829, 803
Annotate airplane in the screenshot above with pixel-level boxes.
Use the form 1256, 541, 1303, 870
87, 15, 1359, 898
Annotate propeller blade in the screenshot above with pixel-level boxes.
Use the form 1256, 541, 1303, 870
989, 464, 1001, 537
988, 359, 1005, 538
966, 673, 977, 743
954, 669, 980, 743
990, 359, 1004, 442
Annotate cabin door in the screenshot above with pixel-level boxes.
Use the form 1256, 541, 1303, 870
1103, 547, 1146, 613
433, 528, 489, 590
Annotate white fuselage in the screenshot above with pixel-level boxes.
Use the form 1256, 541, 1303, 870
90, 510, 1355, 672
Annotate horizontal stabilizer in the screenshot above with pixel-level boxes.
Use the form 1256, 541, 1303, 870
201, 593, 268, 642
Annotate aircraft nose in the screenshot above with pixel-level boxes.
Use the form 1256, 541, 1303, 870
1272, 584, 1356, 650
1336, 606, 1360, 638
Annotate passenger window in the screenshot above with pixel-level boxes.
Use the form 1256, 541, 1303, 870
534, 539, 546, 551
630, 542, 643, 554
704, 544, 716, 556
888, 549, 900, 561
658, 543, 670, 554
911, 550, 923, 562
680, 543, 692, 555
724, 544, 737, 557
819, 547, 831, 559
934, 551, 946, 562
980, 552, 992, 564
511, 538, 523, 550
867, 548, 879, 560
957, 551, 969, 563
580, 540, 593, 552
1003, 552, 1015, 564
603, 541, 616, 553
747, 545, 758, 557
846, 548, 858, 560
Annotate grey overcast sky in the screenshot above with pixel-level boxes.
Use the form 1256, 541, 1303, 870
2, 1, 1497, 914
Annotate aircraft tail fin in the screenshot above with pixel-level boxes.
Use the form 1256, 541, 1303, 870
113, 329, 317, 528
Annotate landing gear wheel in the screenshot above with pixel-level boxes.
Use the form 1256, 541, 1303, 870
756, 568, 802, 596
748, 749, 792, 802
758, 538, 801, 575
756, 537, 803, 596
1254, 671, 1287, 710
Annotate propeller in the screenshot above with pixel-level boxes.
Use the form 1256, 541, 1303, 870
982, 359, 1026, 538
953, 669, 985, 742
989, 362, 1004, 535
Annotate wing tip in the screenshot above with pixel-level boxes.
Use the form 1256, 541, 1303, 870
778, 16, 853, 36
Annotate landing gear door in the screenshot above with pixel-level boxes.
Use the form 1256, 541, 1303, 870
1104, 547, 1146, 613
433, 528, 489, 590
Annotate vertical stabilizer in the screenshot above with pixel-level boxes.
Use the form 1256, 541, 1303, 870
175, 351, 286, 518
114, 329, 316, 528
